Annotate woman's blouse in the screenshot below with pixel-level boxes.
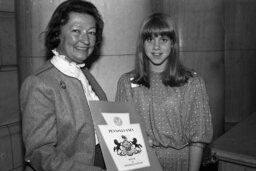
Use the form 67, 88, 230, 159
115, 71, 213, 149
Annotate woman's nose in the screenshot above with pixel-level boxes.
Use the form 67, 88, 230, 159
80, 33, 90, 44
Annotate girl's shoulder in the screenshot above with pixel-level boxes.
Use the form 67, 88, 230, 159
186, 71, 207, 89
118, 70, 136, 83
118, 70, 143, 89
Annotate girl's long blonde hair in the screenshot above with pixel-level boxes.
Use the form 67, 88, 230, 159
132, 13, 193, 88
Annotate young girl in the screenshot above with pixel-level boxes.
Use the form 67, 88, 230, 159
115, 13, 213, 171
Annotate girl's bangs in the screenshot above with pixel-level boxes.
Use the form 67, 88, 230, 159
142, 18, 175, 41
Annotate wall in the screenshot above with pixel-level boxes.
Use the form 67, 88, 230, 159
0, 0, 23, 170
0, 0, 19, 126
89, 0, 153, 101
224, 0, 256, 127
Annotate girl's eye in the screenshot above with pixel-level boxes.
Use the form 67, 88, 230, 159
160, 37, 170, 43
145, 37, 153, 42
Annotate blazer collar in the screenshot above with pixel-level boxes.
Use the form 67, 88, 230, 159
82, 68, 107, 101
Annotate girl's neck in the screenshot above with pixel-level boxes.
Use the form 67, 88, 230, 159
149, 65, 165, 73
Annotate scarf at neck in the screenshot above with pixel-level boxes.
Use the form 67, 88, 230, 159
50, 49, 99, 101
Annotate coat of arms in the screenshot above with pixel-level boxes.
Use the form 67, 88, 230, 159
113, 135, 142, 156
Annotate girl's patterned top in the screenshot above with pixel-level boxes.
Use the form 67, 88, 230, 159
115, 71, 213, 149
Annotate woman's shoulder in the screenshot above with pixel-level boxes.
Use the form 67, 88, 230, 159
33, 61, 55, 76
21, 61, 57, 88
24, 61, 54, 79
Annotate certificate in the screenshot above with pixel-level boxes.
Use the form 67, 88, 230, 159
89, 101, 162, 171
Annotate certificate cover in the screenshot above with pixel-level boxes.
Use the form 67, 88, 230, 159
89, 101, 162, 171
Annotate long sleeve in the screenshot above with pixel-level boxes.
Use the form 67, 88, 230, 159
20, 76, 103, 171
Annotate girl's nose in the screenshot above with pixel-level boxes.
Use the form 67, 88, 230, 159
153, 39, 160, 50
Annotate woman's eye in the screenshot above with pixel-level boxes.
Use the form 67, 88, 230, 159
88, 31, 96, 36
72, 29, 80, 34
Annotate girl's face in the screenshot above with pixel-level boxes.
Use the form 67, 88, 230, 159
57, 12, 96, 64
144, 34, 172, 72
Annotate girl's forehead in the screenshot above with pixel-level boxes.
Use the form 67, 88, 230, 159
152, 33, 168, 37
144, 29, 172, 36
144, 23, 173, 33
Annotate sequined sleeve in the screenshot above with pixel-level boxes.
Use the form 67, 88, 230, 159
115, 73, 133, 102
184, 76, 213, 144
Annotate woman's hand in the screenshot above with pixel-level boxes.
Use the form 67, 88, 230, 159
148, 138, 153, 147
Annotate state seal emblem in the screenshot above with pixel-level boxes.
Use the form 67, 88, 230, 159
113, 135, 142, 156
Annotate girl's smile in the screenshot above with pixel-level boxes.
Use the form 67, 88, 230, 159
144, 34, 172, 72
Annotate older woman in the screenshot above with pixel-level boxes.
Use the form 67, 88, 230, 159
20, 0, 106, 170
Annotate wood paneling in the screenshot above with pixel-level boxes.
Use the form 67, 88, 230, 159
0, 0, 19, 126
0, 0, 14, 12
0, 122, 23, 171
224, 0, 256, 123
0, 12, 16, 66
0, 1, 21, 170
0, 71, 19, 126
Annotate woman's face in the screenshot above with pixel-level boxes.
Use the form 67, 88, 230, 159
144, 34, 172, 72
57, 12, 96, 64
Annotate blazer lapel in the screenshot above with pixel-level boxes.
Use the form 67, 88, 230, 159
82, 68, 107, 101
